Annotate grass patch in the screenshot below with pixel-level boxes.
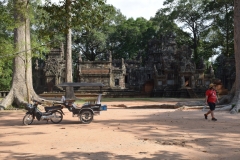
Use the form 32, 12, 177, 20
5, 104, 25, 110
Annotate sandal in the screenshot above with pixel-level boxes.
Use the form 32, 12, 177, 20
204, 114, 207, 120
212, 118, 217, 121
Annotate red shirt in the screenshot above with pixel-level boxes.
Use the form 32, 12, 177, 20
206, 89, 217, 103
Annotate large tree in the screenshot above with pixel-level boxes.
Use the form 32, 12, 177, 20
71, 2, 115, 61
163, 0, 214, 63
65, 0, 74, 99
43, 0, 108, 99
229, 0, 240, 113
0, 0, 38, 109
203, 0, 234, 58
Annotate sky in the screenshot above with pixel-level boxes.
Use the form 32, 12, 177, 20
106, 0, 165, 20
50, 0, 165, 20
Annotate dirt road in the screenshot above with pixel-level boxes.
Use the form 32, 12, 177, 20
0, 104, 240, 160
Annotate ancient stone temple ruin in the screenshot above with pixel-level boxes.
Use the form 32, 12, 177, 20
33, 35, 221, 98
33, 45, 66, 93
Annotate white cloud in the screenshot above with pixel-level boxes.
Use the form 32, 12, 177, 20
106, 0, 165, 20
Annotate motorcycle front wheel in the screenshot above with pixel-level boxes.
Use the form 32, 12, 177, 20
23, 114, 34, 125
50, 111, 63, 124
79, 110, 93, 124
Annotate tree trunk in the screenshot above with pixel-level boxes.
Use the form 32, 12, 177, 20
230, 0, 240, 114
218, 81, 235, 104
0, 0, 38, 110
65, 0, 75, 99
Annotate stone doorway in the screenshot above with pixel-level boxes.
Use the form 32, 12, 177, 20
184, 76, 190, 87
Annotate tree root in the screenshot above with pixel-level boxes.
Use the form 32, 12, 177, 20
230, 104, 240, 114
177, 105, 232, 111
0, 88, 41, 110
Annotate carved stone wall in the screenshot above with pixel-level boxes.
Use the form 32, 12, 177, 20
33, 45, 65, 93
34, 35, 221, 97
79, 61, 111, 87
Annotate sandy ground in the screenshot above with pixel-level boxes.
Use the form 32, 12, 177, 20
0, 100, 240, 160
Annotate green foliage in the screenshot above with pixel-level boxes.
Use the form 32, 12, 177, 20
5, 103, 25, 110
73, 28, 108, 61
108, 17, 154, 60
0, 1, 14, 90
204, 0, 234, 57
162, 0, 215, 62
0, 60, 12, 90
151, 8, 191, 47
41, 0, 109, 34
39, 0, 114, 64
72, 3, 116, 61
30, 8, 53, 60
0, 1, 15, 56
0, 0, 56, 90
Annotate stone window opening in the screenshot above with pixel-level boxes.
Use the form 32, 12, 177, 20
115, 79, 119, 86
147, 74, 151, 79
125, 75, 128, 83
197, 79, 202, 85
167, 73, 174, 79
185, 76, 190, 87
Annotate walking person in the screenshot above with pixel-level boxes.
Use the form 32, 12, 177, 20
204, 83, 219, 121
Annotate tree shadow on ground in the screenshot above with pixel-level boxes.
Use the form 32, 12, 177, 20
2, 150, 187, 160
1, 108, 240, 159
92, 109, 240, 158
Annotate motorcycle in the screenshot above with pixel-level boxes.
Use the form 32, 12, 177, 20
23, 99, 64, 125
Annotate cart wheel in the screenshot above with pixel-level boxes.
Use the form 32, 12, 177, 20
23, 114, 34, 125
79, 110, 93, 124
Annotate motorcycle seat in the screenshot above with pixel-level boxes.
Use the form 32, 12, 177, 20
83, 94, 102, 106
72, 103, 82, 109
45, 105, 62, 112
